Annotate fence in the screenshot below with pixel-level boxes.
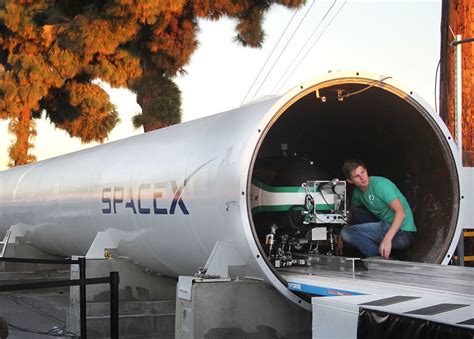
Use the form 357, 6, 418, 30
0, 257, 119, 339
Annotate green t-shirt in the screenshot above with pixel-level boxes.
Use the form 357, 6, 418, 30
352, 176, 416, 232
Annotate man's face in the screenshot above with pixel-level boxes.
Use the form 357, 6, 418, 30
348, 165, 369, 190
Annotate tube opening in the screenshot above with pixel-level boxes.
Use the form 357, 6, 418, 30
249, 80, 459, 288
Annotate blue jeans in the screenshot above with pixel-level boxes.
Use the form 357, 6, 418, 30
340, 212, 414, 257
352, 206, 379, 224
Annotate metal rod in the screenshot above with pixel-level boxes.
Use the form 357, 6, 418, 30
110, 271, 120, 339
79, 257, 87, 339
454, 34, 464, 267
0, 229, 11, 257
454, 34, 463, 160
0, 277, 110, 292
0, 257, 79, 264
450, 37, 474, 46
346, 258, 361, 279
458, 232, 465, 267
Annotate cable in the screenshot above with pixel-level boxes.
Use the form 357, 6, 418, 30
339, 76, 392, 100
8, 322, 78, 337
7, 294, 65, 324
240, 10, 299, 105
450, 37, 474, 46
448, 25, 455, 39
275, 0, 348, 93
319, 190, 333, 210
435, 36, 473, 113
450, 38, 474, 46
305, 193, 314, 211
434, 58, 441, 113
271, 0, 337, 93
251, 0, 317, 100
336, 212, 348, 223
319, 189, 348, 223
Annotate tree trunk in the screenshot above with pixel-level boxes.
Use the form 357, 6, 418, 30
135, 88, 171, 133
8, 109, 35, 167
439, 0, 473, 166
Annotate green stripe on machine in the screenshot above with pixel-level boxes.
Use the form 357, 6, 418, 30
252, 179, 320, 193
252, 205, 298, 213
252, 204, 334, 214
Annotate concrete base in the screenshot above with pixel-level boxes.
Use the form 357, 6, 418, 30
67, 257, 177, 338
176, 279, 312, 339
1, 241, 66, 272
77, 258, 177, 302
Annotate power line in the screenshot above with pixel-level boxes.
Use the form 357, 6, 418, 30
240, 10, 299, 105
271, 0, 337, 93
250, 0, 317, 101
275, 0, 348, 94
276, 0, 347, 93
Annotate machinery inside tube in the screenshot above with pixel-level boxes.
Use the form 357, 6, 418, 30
251, 170, 348, 268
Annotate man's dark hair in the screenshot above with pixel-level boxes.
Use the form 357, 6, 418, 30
342, 159, 366, 179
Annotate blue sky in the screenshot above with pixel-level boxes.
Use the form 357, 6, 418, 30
0, 0, 443, 170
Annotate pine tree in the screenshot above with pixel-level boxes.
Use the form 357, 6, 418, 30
0, 0, 306, 166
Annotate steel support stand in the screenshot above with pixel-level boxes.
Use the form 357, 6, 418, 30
79, 257, 87, 338
110, 271, 120, 339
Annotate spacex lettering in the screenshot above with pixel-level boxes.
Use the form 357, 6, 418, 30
101, 180, 189, 215
100, 158, 215, 216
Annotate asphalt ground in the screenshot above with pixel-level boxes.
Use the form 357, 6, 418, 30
0, 290, 73, 338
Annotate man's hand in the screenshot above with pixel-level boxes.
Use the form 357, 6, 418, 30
380, 198, 406, 259
379, 237, 392, 259
336, 235, 344, 256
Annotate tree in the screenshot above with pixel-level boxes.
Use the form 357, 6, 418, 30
1, 0, 306, 167
439, 0, 473, 166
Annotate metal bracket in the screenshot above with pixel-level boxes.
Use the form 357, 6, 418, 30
177, 276, 195, 301
0, 224, 26, 257
346, 257, 362, 279
204, 241, 246, 278
85, 229, 129, 259
0, 228, 12, 257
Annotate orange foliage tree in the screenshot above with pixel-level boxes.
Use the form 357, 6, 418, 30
0, 0, 306, 166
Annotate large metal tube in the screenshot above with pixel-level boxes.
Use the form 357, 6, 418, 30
0, 71, 466, 309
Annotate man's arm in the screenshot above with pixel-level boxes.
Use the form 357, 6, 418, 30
379, 198, 406, 259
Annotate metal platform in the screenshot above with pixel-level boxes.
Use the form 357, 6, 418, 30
278, 255, 474, 337
280, 255, 474, 296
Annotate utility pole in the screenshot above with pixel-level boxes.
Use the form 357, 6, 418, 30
440, 0, 473, 266
439, 0, 473, 166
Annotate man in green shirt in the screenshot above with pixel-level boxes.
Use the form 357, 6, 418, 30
337, 159, 416, 259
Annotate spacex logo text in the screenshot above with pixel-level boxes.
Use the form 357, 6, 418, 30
100, 158, 215, 216
101, 180, 189, 215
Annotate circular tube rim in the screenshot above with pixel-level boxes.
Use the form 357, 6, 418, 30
239, 71, 464, 309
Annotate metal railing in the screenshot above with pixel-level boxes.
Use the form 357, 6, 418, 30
0, 257, 119, 339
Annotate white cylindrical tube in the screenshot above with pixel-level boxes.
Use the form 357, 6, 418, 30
0, 71, 465, 309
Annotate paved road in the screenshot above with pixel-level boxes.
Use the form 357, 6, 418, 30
0, 291, 72, 338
